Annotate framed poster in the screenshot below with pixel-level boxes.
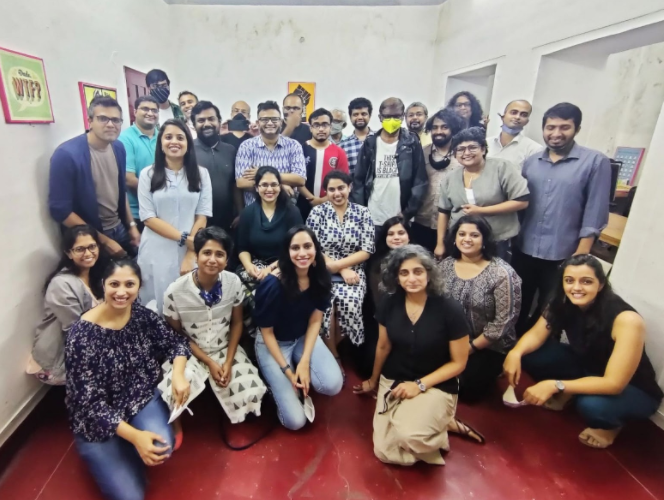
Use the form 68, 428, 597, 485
0, 46, 54, 124
287, 82, 316, 121
78, 82, 118, 129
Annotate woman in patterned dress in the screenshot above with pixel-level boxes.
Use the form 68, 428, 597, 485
440, 215, 521, 402
306, 171, 375, 377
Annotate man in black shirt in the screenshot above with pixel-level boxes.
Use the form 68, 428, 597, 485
191, 100, 243, 231
282, 93, 312, 148
221, 100, 254, 150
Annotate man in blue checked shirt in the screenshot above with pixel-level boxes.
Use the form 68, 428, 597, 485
340, 97, 374, 174
235, 101, 306, 207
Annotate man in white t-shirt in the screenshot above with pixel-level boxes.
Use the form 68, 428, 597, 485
351, 97, 428, 228
487, 99, 543, 170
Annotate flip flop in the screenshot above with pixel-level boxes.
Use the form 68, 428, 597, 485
452, 418, 486, 445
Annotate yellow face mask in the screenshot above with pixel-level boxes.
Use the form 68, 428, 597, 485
382, 118, 402, 134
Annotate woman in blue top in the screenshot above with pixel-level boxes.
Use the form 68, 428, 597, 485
137, 119, 212, 313
253, 225, 343, 430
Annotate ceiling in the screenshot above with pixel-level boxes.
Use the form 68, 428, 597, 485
164, 0, 446, 5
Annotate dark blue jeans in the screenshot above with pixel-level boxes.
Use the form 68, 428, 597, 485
523, 339, 660, 429
103, 223, 137, 258
74, 391, 173, 500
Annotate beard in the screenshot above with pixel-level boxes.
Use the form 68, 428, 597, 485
353, 120, 368, 131
432, 134, 452, 148
408, 122, 423, 133
198, 126, 219, 146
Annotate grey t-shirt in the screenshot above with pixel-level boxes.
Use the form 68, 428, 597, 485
89, 145, 121, 231
438, 157, 529, 241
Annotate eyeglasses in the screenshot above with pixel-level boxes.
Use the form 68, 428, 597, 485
150, 83, 169, 90
455, 145, 481, 154
455, 102, 472, 109
71, 243, 98, 255
311, 123, 330, 130
283, 106, 302, 112
138, 106, 159, 115
258, 182, 280, 189
258, 117, 281, 124
96, 116, 123, 126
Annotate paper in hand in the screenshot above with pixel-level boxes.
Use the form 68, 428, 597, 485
502, 385, 528, 408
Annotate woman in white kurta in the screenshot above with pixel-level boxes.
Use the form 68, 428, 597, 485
162, 227, 266, 423
137, 119, 212, 313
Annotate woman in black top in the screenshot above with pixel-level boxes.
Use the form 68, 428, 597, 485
504, 254, 663, 449
354, 244, 484, 466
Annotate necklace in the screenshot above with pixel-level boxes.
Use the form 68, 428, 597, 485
463, 165, 483, 188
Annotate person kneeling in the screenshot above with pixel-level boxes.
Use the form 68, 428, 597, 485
504, 254, 663, 449
162, 227, 267, 431
253, 226, 343, 430
355, 245, 484, 466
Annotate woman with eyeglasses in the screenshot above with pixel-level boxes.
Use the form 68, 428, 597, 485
447, 91, 486, 129
137, 119, 212, 313
28, 225, 108, 385
355, 245, 485, 466
435, 127, 529, 262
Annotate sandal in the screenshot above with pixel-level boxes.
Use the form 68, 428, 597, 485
450, 418, 486, 445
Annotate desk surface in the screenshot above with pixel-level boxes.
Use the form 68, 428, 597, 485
600, 213, 627, 247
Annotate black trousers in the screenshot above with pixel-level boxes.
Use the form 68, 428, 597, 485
410, 222, 437, 253
459, 349, 505, 403
511, 248, 564, 336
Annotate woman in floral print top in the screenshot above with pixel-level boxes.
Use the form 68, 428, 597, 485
65, 259, 190, 500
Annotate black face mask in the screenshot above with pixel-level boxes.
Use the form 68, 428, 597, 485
429, 150, 451, 170
228, 112, 249, 132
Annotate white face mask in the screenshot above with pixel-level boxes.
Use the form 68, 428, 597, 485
330, 122, 344, 135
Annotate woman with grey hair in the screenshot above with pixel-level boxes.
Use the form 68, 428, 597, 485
354, 244, 485, 466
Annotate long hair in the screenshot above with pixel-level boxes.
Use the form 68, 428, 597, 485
278, 225, 332, 302
444, 215, 497, 260
380, 244, 444, 296
544, 254, 617, 347
448, 91, 485, 128
151, 118, 201, 193
375, 216, 411, 260
101, 258, 143, 288
254, 166, 289, 206
44, 225, 107, 299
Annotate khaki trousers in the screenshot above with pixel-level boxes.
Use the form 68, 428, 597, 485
373, 375, 457, 465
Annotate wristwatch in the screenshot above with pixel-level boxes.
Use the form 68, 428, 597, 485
129, 221, 137, 228
416, 379, 426, 392
280, 364, 291, 374
554, 380, 565, 393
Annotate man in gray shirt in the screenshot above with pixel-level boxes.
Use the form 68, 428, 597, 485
513, 102, 611, 334
191, 100, 242, 232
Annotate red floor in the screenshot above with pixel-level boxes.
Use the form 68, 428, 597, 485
2, 368, 664, 500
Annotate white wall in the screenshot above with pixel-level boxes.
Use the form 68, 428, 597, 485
169, 5, 441, 133
0, 0, 174, 445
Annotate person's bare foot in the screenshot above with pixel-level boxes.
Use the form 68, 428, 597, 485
543, 392, 574, 411
578, 427, 621, 448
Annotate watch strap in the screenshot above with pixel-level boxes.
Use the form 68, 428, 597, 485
280, 364, 291, 374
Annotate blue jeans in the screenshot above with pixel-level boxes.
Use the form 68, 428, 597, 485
523, 339, 660, 429
74, 391, 174, 500
495, 239, 511, 262
255, 332, 343, 430
104, 223, 137, 258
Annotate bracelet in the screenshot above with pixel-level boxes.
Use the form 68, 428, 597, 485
178, 231, 190, 247
280, 364, 291, 374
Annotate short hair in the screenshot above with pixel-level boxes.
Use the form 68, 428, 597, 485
447, 91, 484, 127
283, 93, 304, 105
425, 107, 464, 135
348, 97, 373, 116
194, 226, 234, 255
542, 102, 582, 130
134, 95, 158, 110
379, 97, 405, 115
375, 216, 411, 258
381, 244, 444, 296
146, 69, 169, 87
331, 108, 348, 122
257, 100, 281, 115
308, 108, 333, 124
406, 102, 429, 116
323, 170, 353, 190
87, 96, 122, 120
178, 90, 199, 102
444, 215, 497, 260
190, 100, 221, 124
503, 99, 532, 114
451, 126, 488, 156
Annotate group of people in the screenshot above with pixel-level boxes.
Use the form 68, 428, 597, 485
31, 66, 662, 500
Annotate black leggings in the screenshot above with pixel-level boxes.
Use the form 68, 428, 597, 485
459, 349, 506, 403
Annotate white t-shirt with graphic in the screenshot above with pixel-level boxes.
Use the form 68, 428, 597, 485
368, 137, 400, 225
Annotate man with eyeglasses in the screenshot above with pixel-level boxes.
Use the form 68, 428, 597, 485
340, 97, 374, 174
235, 100, 306, 207
146, 69, 185, 126
49, 96, 140, 258
281, 93, 312, 148
296, 108, 350, 220
329, 109, 348, 145
351, 97, 428, 229
406, 102, 432, 148
178, 90, 199, 138
119, 95, 160, 231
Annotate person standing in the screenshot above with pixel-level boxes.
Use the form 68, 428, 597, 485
340, 97, 374, 174
330, 108, 348, 145
178, 90, 199, 139
221, 100, 256, 149
282, 93, 312, 148
351, 97, 428, 230
513, 103, 611, 334
137, 119, 212, 313
191, 101, 242, 233
487, 100, 543, 170
145, 69, 185, 125
119, 95, 160, 231
411, 108, 463, 251
448, 91, 486, 129
235, 100, 306, 207
49, 96, 140, 258
405, 102, 432, 147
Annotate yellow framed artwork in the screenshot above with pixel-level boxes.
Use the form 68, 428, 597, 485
287, 82, 316, 121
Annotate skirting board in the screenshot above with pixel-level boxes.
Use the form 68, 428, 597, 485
0, 385, 50, 449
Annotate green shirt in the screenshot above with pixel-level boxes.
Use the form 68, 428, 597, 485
118, 124, 158, 218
